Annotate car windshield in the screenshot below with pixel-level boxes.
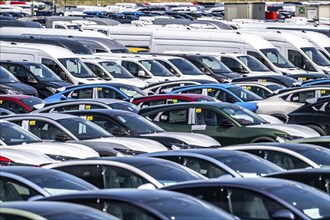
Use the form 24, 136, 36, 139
143, 195, 237, 220
139, 60, 174, 76
301, 47, 330, 66
200, 56, 233, 74
99, 61, 134, 79
135, 161, 206, 185
58, 58, 97, 78
260, 48, 295, 68
293, 146, 330, 167
169, 58, 204, 75
0, 122, 41, 145
268, 184, 330, 220
265, 84, 286, 91
109, 102, 140, 113
14, 169, 96, 195
23, 63, 63, 82
114, 113, 164, 134
238, 55, 270, 72
21, 97, 45, 109
221, 105, 268, 126
0, 66, 20, 83
213, 151, 283, 176
227, 86, 263, 101
57, 118, 112, 140
118, 86, 146, 98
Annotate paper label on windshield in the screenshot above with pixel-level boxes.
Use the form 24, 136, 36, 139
192, 125, 206, 131
0, 100, 2, 104
303, 208, 322, 219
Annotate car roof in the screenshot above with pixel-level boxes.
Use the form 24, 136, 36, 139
44, 98, 127, 106
1, 112, 77, 120
96, 156, 182, 167
265, 168, 330, 177
0, 95, 35, 100
173, 83, 235, 90
0, 60, 42, 66
63, 82, 141, 90
227, 142, 324, 151
133, 93, 215, 100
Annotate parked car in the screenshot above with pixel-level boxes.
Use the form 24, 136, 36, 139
233, 81, 287, 99
287, 96, 330, 135
288, 73, 329, 82
139, 102, 320, 146
44, 83, 147, 103
33, 99, 140, 114
0, 61, 72, 98
265, 168, 330, 194
0, 95, 45, 113
223, 142, 330, 170
63, 109, 221, 149
143, 79, 215, 95
0, 201, 118, 220
0, 113, 168, 156
0, 66, 38, 97
301, 78, 330, 87
0, 166, 98, 201
37, 189, 238, 220
45, 157, 206, 189
256, 86, 330, 122
231, 74, 300, 87
0, 148, 55, 166
289, 136, 330, 149
0, 120, 100, 161
162, 178, 330, 220
140, 149, 284, 178
168, 83, 263, 111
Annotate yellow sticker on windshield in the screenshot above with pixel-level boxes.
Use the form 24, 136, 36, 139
302, 77, 307, 81
207, 88, 213, 92
321, 90, 326, 94
85, 105, 91, 110
246, 86, 251, 90
0, 100, 2, 104
98, 87, 102, 91
172, 99, 177, 103
262, 79, 267, 82
29, 120, 36, 126
196, 108, 202, 113
86, 116, 93, 121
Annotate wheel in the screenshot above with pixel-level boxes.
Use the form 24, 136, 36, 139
306, 124, 327, 136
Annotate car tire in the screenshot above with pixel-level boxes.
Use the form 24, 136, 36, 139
306, 125, 327, 136
250, 137, 276, 143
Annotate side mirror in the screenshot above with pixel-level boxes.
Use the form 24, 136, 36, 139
55, 133, 71, 142
138, 70, 146, 77
112, 127, 130, 137
218, 119, 234, 129
272, 210, 295, 220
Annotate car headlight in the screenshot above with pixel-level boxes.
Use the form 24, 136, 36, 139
46, 87, 58, 94
114, 148, 145, 156
275, 134, 301, 142
3, 88, 23, 95
46, 154, 78, 161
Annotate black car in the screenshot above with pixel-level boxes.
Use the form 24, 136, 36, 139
265, 168, 330, 194
287, 96, 330, 135
165, 53, 242, 82
231, 74, 300, 87
0, 66, 38, 97
0, 61, 72, 99
63, 109, 221, 149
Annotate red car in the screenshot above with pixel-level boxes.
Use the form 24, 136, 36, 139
131, 94, 219, 108
0, 95, 45, 114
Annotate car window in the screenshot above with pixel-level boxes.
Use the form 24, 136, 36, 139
0, 100, 28, 114
180, 88, 203, 95
221, 57, 244, 73
85, 63, 108, 79
68, 88, 93, 99
84, 115, 123, 134
0, 177, 40, 202
313, 101, 330, 112
138, 100, 166, 108
97, 87, 125, 100
285, 90, 329, 103
244, 86, 270, 99
42, 58, 65, 80
46, 104, 107, 113
168, 109, 188, 124
7, 64, 29, 79
182, 157, 229, 178
244, 150, 310, 170
121, 61, 143, 77
195, 108, 221, 126
26, 120, 67, 141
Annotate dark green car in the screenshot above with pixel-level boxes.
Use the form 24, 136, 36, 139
139, 102, 307, 146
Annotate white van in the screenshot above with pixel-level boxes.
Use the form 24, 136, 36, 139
150, 29, 306, 75
79, 56, 149, 88
0, 41, 105, 85
241, 31, 330, 74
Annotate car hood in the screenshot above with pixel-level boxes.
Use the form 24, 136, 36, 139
278, 67, 307, 75
115, 78, 148, 88
4, 82, 38, 96
6, 142, 99, 160
247, 124, 320, 138
141, 132, 220, 147
43, 81, 72, 88
85, 137, 168, 152
0, 148, 56, 166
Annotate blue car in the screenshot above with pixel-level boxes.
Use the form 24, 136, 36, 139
44, 83, 147, 103
168, 83, 263, 111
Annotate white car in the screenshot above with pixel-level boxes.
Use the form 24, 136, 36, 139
256, 86, 330, 121
0, 120, 100, 161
